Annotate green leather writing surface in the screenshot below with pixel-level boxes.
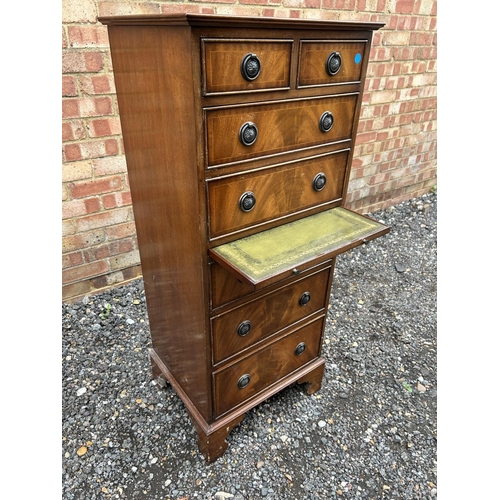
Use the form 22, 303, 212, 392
209, 207, 388, 286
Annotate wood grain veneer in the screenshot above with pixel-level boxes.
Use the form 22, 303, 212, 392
99, 13, 387, 462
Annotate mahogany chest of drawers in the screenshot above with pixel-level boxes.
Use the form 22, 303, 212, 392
99, 13, 389, 462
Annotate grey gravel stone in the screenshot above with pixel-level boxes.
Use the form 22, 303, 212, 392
62, 192, 437, 499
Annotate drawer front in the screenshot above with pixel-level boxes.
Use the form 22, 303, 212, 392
298, 40, 368, 88
202, 39, 293, 95
207, 150, 349, 238
212, 266, 331, 364
214, 316, 324, 416
210, 262, 253, 309
205, 94, 357, 167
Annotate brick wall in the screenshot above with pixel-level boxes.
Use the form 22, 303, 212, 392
62, 0, 437, 302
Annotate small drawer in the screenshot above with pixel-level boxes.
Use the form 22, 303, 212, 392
205, 94, 357, 168
207, 150, 349, 239
202, 39, 293, 95
298, 40, 368, 88
210, 262, 253, 310
213, 316, 325, 417
212, 266, 331, 364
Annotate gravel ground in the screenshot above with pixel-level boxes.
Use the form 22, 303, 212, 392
62, 192, 437, 500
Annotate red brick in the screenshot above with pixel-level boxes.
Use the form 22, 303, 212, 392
62, 51, 86, 73
99, 1, 161, 16
351, 158, 363, 169
283, 0, 321, 7
64, 144, 82, 162
105, 139, 120, 155
83, 245, 111, 262
122, 265, 142, 282
76, 207, 130, 232
368, 172, 390, 185
110, 250, 141, 270
387, 14, 398, 29
62, 99, 79, 118
102, 191, 133, 209
63, 230, 106, 253
160, 3, 215, 14
356, 131, 378, 144
397, 15, 412, 30
68, 140, 100, 160
106, 222, 137, 240
84, 197, 101, 214
93, 156, 127, 176
84, 52, 104, 72
62, 50, 104, 74
113, 238, 135, 255
63, 199, 86, 219
395, 0, 414, 13
80, 74, 115, 95
63, 120, 86, 142
94, 97, 113, 115
240, 0, 275, 5
63, 76, 77, 97
187, 0, 234, 3
63, 97, 113, 119
62, 122, 74, 142
63, 251, 84, 269
70, 176, 124, 199
323, 0, 356, 9
62, 260, 110, 285
88, 117, 121, 137
67, 25, 109, 48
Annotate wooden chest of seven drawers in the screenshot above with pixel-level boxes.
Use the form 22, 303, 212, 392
99, 13, 389, 462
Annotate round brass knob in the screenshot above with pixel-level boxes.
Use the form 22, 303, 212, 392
319, 111, 334, 133
239, 122, 258, 146
239, 191, 256, 212
326, 51, 342, 76
241, 53, 261, 81
237, 320, 252, 337
299, 292, 311, 306
295, 342, 306, 356
237, 374, 251, 389
313, 172, 327, 191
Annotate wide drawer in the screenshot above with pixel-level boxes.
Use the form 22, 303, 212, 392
202, 39, 293, 95
297, 40, 368, 88
205, 93, 357, 167
207, 149, 349, 239
211, 266, 331, 364
213, 316, 324, 416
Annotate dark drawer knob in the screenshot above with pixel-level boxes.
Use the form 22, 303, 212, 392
326, 51, 342, 76
295, 342, 306, 356
313, 172, 327, 191
239, 122, 258, 146
241, 53, 261, 81
239, 191, 256, 212
319, 111, 334, 133
237, 320, 252, 337
299, 292, 311, 306
237, 374, 251, 389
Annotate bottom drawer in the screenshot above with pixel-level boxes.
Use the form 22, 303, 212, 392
213, 316, 325, 417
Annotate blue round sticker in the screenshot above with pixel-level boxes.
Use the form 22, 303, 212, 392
354, 53, 362, 64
